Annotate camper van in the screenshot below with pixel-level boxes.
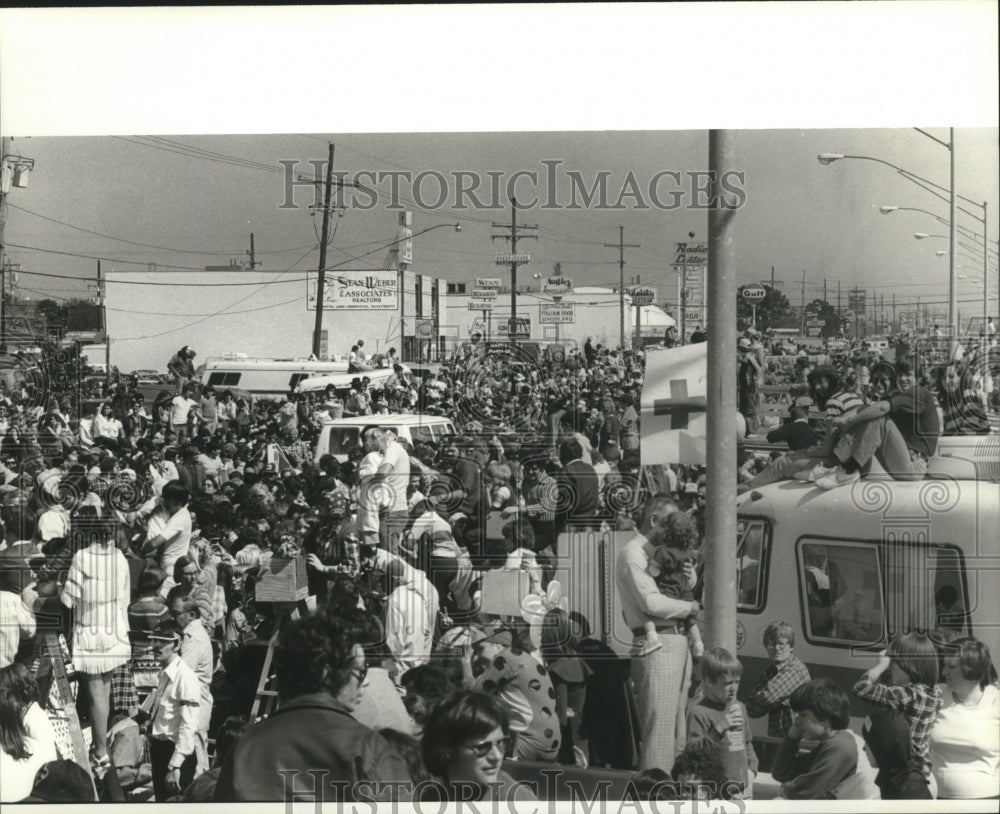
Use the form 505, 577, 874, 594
313, 413, 456, 464
732, 470, 999, 736
548, 439, 999, 743
295, 365, 409, 397
196, 356, 350, 398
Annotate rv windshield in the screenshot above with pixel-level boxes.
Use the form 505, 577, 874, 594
326, 427, 364, 458
326, 425, 402, 458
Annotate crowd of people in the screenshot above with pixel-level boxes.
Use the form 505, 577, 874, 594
736, 327, 997, 490
1, 328, 997, 804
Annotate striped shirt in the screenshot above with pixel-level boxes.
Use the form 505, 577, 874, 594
824, 389, 864, 419
942, 388, 991, 435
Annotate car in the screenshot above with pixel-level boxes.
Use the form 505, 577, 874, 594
313, 413, 456, 463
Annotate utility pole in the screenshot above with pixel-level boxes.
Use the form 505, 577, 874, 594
633, 273, 642, 349
491, 198, 537, 347
1, 138, 34, 357
837, 280, 842, 334
311, 143, 335, 358
0, 260, 6, 356
892, 293, 896, 331
98, 261, 109, 384
799, 270, 806, 335
605, 226, 639, 349
0, 136, 8, 356
246, 233, 261, 270
704, 128, 738, 654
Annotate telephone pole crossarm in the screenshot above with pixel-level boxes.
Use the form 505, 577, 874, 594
490, 199, 538, 345
604, 227, 639, 350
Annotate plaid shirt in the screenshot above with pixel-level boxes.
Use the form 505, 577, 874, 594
281, 439, 312, 468
853, 676, 942, 778
746, 654, 811, 738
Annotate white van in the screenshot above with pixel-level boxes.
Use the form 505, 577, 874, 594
295, 364, 410, 396
313, 413, 456, 464
196, 356, 349, 398
550, 437, 999, 741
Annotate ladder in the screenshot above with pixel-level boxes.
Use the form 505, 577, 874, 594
41, 633, 92, 776
249, 598, 311, 721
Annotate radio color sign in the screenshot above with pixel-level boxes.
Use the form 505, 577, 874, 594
307, 271, 399, 310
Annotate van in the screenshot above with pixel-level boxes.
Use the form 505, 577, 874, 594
313, 413, 456, 464
549, 437, 999, 742
196, 356, 349, 398
295, 364, 411, 398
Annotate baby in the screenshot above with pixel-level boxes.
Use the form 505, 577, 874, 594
645, 510, 703, 658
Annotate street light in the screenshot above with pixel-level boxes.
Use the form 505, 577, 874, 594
880, 204, 987, 246
818, 136, 961, 336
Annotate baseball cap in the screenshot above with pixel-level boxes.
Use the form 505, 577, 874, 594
148, 620, 182, 644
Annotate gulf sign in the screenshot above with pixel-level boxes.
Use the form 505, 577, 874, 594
741, 286, 766, 302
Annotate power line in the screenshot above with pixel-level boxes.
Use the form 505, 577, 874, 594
6, 202, 316, 256
115, 242, 316, 340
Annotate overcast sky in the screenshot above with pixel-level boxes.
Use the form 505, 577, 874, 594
1, 4, 997, 371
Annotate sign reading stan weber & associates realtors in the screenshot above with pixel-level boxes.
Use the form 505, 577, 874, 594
306, 271, 399, 310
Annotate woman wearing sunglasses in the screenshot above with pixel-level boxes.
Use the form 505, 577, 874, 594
421, 690, 535, 802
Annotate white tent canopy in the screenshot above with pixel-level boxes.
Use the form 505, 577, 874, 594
638, 305, 676, 329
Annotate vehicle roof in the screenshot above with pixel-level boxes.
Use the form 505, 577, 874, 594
320, 413, 454, 426
201, 358, 350, 369
737, 475, 999, 539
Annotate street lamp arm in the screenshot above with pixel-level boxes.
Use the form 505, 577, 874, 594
913, 128, 951, 150
819, 153, 984, 213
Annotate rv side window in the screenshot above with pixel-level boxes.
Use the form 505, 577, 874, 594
411, 424, 435, 445
798, 541, 885, 647
207, 372, 241, 387
884, 543, 970, 637
736, 519, 770, 612
931, 547, 970, 636
289, 373, 310, 390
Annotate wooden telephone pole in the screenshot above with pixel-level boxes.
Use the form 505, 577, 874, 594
605, 226, 639, 349
491, 199, 537, 346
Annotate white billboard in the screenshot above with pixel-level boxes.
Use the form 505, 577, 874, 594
307, 271, 399, 310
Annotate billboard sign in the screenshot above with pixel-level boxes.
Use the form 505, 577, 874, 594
627, 287, 655, 306
498, 316, 531, 337
307, 271, 398, 310
542, 276, 573, 297
539, 303, 575, 324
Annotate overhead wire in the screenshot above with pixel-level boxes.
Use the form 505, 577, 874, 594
6, 202, 316, 256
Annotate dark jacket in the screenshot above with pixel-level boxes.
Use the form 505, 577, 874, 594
555, 459, 600, 534
766, 419, 820, 451
212, 692, 412, 802
862, 708, 931, 800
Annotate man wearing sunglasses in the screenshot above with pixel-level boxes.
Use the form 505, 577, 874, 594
213, 611, 411, 802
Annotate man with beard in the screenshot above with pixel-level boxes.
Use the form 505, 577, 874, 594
816, 360, 940, 489
736, 365, 862, 493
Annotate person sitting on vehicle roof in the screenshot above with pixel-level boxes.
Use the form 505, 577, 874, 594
736, 365, 862, 493
347, 343, 372, 374
814, 359, 941, 489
